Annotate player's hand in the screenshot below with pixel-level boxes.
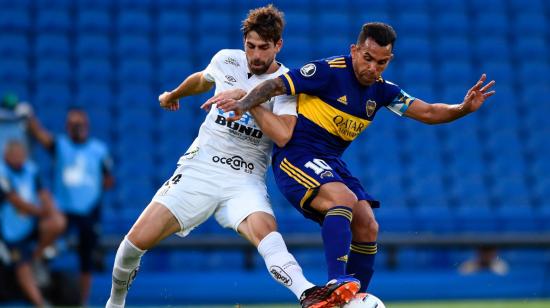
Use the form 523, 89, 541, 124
201, 88, 247, 112
159, 91, 180, 111
462, 74, 495, 113
210, 98, 245, 121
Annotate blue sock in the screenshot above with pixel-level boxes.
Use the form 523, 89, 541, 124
346, 241, 377, 292
321, 206, 353, 281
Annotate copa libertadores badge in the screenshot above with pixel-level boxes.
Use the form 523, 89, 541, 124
300, 63, 316, 77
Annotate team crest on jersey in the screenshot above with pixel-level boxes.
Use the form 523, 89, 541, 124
366, 99, 377, 117
300, 63, 316, 77
320, 170, 334, 179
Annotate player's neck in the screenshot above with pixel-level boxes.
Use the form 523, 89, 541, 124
263, 61, 281, 75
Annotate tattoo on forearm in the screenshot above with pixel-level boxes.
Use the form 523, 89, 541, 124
240, 78, 287, 111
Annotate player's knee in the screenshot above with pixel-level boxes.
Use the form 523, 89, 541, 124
352, 213, 378, 241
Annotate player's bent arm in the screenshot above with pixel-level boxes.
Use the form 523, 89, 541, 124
38, 189, 56, 214
250, 106, 297, 147
167, 71, 214, 100
6, 192, 43, 216
27, 116, 55, 151
404, 99, 469, 125
239, 77, 288, 112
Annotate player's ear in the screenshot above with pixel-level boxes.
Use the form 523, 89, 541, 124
275, 39, 283, 52
350, 44, 357, 58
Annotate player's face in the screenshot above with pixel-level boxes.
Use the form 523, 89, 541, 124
66, 111, 89, 143
5, 143, 26, 170
351, 37, 393, 86
244, 31, 282, 75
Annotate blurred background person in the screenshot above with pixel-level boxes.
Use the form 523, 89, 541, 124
28, 108, 114, 305
459, 245, 509, 276
0, 93, 33, 153
0, 140, 65, 307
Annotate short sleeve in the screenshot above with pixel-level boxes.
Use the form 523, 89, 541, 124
0, 174, 13, 196
382, 81, 416, 116
272, 95, 297, 116
203, 49, 229, 82
279, 60, 331, 96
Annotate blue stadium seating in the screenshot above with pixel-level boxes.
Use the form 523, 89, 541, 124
2, 3, 550, 302
35, 9, 71, 33
77, 10, 111, 34
35, 34, 70, 59
35, 59, 71, 82
117, 10, 152, 34
0, 34, 29, 58
76, 34, 111, 59
0, 9, 30, 32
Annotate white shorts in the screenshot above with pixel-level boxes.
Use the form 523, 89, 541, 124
151, 159, 274, 237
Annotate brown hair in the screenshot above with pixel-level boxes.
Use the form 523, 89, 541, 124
241, 4, 285, 43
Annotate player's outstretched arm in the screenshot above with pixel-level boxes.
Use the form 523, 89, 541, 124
203, 77, 287, 121
405, 74, 495, 124
159, 71, 214, 111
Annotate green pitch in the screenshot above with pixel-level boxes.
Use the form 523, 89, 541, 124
206, 299, 550, 308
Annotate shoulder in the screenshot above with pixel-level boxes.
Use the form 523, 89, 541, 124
211, 49, 246, 66
88, 138, 108, 153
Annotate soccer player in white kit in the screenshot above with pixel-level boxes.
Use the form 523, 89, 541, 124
106, 5, 359, 308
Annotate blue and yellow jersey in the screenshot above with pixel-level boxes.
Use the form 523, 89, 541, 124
278, 55, 415, 157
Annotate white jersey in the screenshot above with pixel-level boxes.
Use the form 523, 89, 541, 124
177, 49, 297, 179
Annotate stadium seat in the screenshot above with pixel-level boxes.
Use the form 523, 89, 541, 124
35, 34, 70, 58
117, 84, 155, 110
317, 35, 351, 58
496, 205, 537, 232
513, 12, 547, 37
433, 12, 469, 37
431, 0, 467, 13
196, 35, 236, 65
115, 0, 151, 10
156, 0, 193, 9
519, 61, 549, 88
509, 0, 546, 12
377, 206, 416, 233
414, 204, 456, 233
279, 35, 313, 65
77, 59, 113, 84
284, 12, 313, 36
490, 176, 531, 208
455, 205, 498, 233
316, 12, 353, 38
35, 9, 71, 33
437, 61, 474, 84
0, 0, 31, 9
356, 10, 391, 25
117, 59, 153, 84
76, 34, 111, 59
156, 33, 192, 59
394, 11, 430, 35
117, 10, 152, 34
480, 61, 514, 86
389, 0, 429, 12
33, 83, 72, 111
116, 35, 151, 59
434, 36, 471, 62
0, 34, 29, 58
473, 12, 509, 36
400, 60, 434, 85
0, 59, 29, 82
35, 59, 71, 82
472, 36, 510, 62
0, 82, 29, 101
396, 36, 432, 61
514, 37, 548, 62
77, 10, 112, 34
157, 11, 192, 35
0, 9, 30, 32
158, 59, 193, 87
197, 12, 234, 35
76, 83, 113, 109
469, 0, 506, 12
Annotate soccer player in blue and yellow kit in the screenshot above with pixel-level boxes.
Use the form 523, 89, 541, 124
206, 22, 495, 295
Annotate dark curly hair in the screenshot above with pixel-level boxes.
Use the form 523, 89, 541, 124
241, 4, 285, 43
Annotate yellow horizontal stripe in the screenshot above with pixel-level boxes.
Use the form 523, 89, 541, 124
282, 73, 295, 95
326, 210, 352, 221
351, 246, 377, 254
297, 94, 372, 141
282, 158, 320, 186
350, 244, 378, 253
329, 65, 347, 68
280, 161, 315, 188
327, 57, 345, 63
327, 61, 346, 65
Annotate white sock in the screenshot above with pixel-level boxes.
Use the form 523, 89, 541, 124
257, 232, 315, 299
106, 237, 146, 308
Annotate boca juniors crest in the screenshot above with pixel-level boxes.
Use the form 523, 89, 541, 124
366, 99, 377, 117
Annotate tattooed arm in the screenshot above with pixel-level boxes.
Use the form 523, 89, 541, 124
201, 77, 287, 121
